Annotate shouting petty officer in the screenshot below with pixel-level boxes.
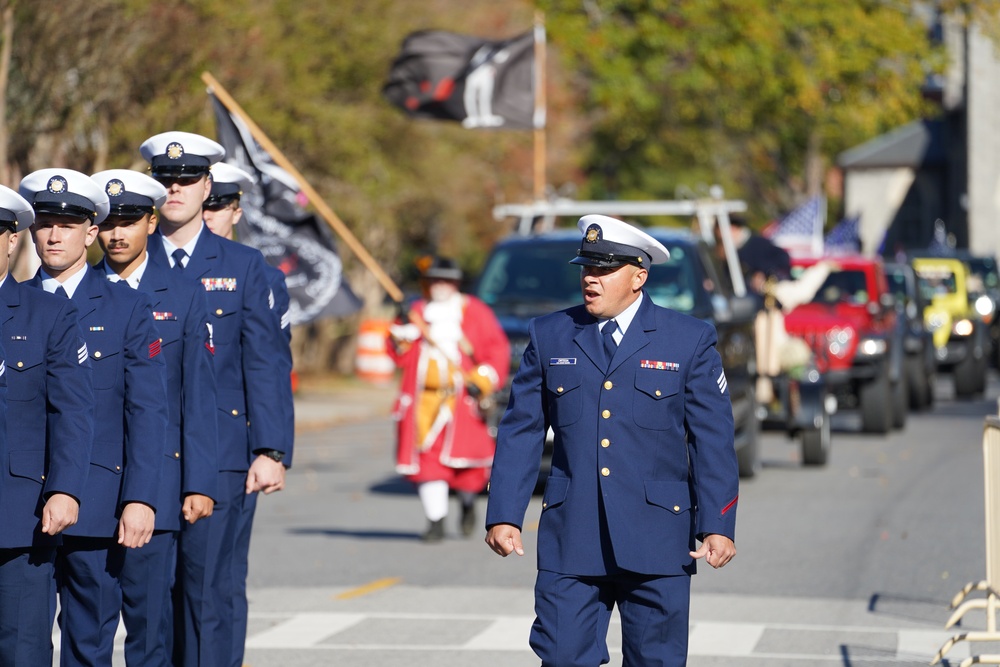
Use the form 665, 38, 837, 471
0, 185, 91, 667
485, 215, 739, 666
20, 168, 169, 667
138, 131, 289, 667
90, 168, 219, 667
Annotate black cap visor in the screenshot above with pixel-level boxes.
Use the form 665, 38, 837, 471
33, 201, 97, 222
150, 164, 210, 179
569, 238, 652, 268
106, 205, 154, 220
0, 209, 18, 232
204, 193, 240, 210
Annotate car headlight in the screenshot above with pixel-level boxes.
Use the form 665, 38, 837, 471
857, 337, 887, 356
953, 319, 975, 336
975, 295, 995, 317
826, 326, 854, 358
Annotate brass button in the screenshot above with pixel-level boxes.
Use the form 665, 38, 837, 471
231, 409, 239, 416
16, 361, 22, 368
40, 474, 45, 481
655, 389, 662, 397
115, 465, 121, 471
604, 380, 613, 390
674, 505, 681, 512
602, 409, 610, 419
557, 386, 564, 393
542, 502, 548, 508
174, 452, 180, 459
94, 351, 102, 359
216, 308, 223, 316
601, 467, 610, 477
601, 438, 610, 448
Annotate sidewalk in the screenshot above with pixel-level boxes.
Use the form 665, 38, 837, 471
293, 373, 397, 432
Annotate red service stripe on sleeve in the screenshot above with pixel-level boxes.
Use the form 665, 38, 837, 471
721, 495, 738, 516
149, 339, 161, 359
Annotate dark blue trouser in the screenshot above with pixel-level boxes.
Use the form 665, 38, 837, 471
121, 530, 176, 667
0, 547, 56, 667
57, 536, 125, 667
531, 569, 691, 667
172, 471, 256, 667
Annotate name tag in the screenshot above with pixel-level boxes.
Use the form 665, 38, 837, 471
549, 358, 576, 365
202, 277, 237, 292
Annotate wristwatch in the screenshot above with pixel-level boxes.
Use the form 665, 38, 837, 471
255, 449, 285, 463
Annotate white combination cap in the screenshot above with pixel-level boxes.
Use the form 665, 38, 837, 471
569, 214, 670, 268
139, 131, 225, 176
0, 185, 34, 231
91, 169, 168, 215
206, 162, 254, 207
20, 168, 110, 224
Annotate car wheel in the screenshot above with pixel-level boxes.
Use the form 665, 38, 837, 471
891, 372, 907, 430
859, 369, 891, 434
801, 410, 830, 466
954, 344, 985, 399
905, 354, 929, 410
736, 389, 761, 478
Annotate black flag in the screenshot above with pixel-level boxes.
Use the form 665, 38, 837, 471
210, 94, 362, 323
383, 29, 539, 130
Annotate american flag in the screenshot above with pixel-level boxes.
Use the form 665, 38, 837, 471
823, 215, 860, 255
765, 195, 825, 258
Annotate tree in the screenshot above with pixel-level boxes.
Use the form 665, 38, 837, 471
541, 0, 938, 220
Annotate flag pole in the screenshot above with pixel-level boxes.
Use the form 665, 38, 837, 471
201, 71, 405, 303
532, 11, 547, 202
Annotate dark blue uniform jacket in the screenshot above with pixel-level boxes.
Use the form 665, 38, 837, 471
485, 293, 739, 576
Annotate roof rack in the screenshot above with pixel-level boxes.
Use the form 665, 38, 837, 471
492, 197, 750, 296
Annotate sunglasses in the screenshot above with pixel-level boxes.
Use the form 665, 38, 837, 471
153, 174, 206, 187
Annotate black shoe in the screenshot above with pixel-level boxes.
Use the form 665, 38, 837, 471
421, 518, 445, 542
460, 502, 476, 537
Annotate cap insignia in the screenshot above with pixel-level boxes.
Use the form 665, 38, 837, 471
585, 225, 601, 243
166, 142, 184, 160
106, 179, 125, 197
47, 176, 67, 194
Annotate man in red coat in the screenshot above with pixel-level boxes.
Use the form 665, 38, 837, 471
389, 256, 510, 542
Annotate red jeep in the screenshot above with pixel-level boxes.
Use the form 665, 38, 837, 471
783, 256, 906, 434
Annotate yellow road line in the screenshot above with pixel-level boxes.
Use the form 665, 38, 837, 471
334, 577, 402, 600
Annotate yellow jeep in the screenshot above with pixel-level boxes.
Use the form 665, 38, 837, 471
912, 257, 987, 398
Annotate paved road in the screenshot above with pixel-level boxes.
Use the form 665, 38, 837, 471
62, 375, 1000, 666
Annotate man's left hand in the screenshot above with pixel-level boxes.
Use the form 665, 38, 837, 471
246, 456, 286, 495
690, 534, 736, 569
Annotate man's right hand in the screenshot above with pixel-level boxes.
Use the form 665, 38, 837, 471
41, 493, 79, 536
485, 523, 524, 557
182, 493, 215, 524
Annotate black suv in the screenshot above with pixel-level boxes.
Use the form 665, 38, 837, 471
884, 261, 936, 410
474, 227, 762, 479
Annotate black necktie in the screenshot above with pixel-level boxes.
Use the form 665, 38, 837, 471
54, 285, 68, 298
172, 248, 187, 272
602, 319, 618, 368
